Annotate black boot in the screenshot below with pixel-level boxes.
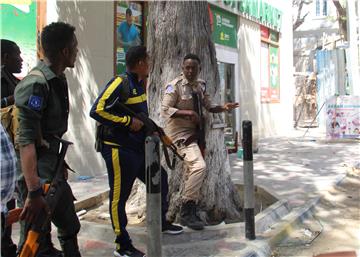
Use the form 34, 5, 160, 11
180, 201, 204, 230
59, 237, 81, 257
36, 233, 63, 257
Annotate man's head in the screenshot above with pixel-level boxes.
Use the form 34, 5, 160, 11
182, 53, 201, 82
1, 39, 23, 73
126, 45, 149, 79
41, 22, 78, 68
126, 8, 133, 25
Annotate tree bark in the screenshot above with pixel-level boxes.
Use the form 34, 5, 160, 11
146, 1, 242, 224
332, 0, 347, 40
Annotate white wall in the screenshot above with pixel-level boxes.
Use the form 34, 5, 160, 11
47, 1, 114, 177
238, 0, 294, 139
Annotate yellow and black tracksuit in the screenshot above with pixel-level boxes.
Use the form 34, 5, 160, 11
90, 72, 169, 251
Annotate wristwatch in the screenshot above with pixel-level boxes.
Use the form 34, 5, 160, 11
28, 187, 44, 199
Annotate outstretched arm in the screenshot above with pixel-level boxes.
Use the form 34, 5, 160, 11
209, 102, 239, 113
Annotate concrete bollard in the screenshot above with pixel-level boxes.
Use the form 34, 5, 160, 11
242, 120, 256, 240
145, 135, 162, 257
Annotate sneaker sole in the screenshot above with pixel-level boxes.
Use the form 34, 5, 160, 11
162, 229, 184, 235
113, 250, 146, 257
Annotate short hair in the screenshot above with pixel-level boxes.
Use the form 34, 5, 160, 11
126, 46, 147, 69
41, 22, 76, 60
183, 53, 201, 65
126, 8, 132, 16
1, 39, 17, 58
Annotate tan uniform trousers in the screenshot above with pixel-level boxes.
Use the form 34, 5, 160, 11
177, 141, 206, 203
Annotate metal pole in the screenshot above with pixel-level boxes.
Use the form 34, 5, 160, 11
242, 120, 256, 240
145, 135, 162, 257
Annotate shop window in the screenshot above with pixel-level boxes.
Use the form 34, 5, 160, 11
218, 61, 237, 147
260, 26, 280, 104
315, 0, 328, 17
115, 1, 145, 75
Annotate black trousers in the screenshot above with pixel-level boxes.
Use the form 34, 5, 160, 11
101, 144, 169, 251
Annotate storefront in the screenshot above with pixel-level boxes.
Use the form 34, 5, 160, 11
0, 0, 294, 176
208, 4, 240, 144
209, 0, 294, 140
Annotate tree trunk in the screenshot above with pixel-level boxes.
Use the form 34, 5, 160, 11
146, 1, 242, 224
332, 0, 347, 40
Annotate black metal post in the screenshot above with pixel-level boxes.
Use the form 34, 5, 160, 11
145, 135, 162, 257
242, 120, 256, 240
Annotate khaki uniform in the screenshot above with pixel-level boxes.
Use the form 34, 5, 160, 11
161, 74, 215, 202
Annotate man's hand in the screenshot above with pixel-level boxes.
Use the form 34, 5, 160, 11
224, 102, 239, 111
187, 110, 200, 124
19, 195, 50, 223
129, 117, 144, 132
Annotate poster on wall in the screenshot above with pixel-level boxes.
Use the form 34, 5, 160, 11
0, 0, 37, 78
209, 4, 237, 49
269, 45, 280, 103
326, 96, 360, 139
260, 42, 270, 103
115, 1, 143, 75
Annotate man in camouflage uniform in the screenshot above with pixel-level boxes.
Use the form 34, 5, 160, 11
15, 22, 81, 257
161, 53, 239, 230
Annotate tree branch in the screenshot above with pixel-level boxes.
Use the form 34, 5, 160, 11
332, 0, 346, 16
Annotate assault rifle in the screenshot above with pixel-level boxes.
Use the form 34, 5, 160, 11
105, 98, 185, 169
192, 92, 206, 156
6, 138, 73, 257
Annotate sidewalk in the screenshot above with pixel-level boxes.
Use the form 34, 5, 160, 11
70, 128, 359, 256
14, 128, 359, 256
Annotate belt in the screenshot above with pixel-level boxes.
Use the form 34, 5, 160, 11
175, 136, 197, 147
175, 139, 185, 147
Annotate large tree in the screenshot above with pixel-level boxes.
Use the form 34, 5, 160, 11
146, 1, 242, 224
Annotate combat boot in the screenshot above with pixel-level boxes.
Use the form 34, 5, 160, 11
36, 233, 63, 257
180, 200, 204, 230
59, 237, 81, 257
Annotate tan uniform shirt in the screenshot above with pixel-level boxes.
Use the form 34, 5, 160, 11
161, 74, 215, 142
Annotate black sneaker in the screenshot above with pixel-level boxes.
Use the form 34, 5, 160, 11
113, 244, 146, 257
162, 221, 183, 235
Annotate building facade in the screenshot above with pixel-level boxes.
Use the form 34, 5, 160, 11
1, 0, 294, 176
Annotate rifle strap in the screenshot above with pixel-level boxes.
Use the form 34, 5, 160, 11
163, 144, 176, 170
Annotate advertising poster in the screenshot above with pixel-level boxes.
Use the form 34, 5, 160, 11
326, 96, 360, 139
0, 0, 37, 77
115, 1, 143, 75
260, 42, 270, 103
269, 45, 280, 103
209, 4, 237, 49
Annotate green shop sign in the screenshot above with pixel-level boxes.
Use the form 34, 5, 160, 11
210, 5, 237, 48
219, 0, 282, 30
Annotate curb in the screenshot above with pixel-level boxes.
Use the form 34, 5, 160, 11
74, 189, 109, 212
265, 196, 320, 248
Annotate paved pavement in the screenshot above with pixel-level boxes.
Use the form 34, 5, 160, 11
12, 128, 360, 256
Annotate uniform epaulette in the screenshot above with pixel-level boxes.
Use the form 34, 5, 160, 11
168, 75, 184, 87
